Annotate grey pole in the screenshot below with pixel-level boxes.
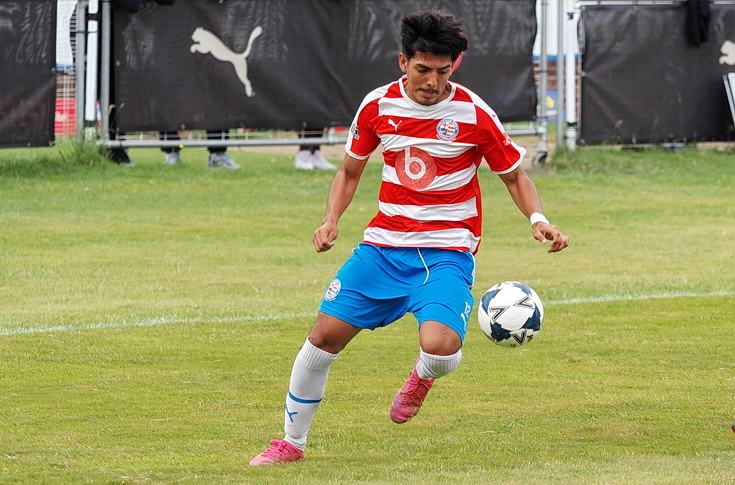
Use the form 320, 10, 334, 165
535, 0, 549, 165
556, 0, 566, 149
100, 0, 111, 142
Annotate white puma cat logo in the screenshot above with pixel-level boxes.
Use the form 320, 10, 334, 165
190, 26, 263, 96
387, 119, 402, 132
720, 40, 735, 66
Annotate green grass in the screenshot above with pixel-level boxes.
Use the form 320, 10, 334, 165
1, 142, 734, 484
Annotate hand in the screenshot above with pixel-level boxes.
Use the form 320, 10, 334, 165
532, 222, 569, 253
313, 222, 339, 253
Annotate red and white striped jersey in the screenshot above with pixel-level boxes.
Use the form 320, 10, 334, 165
345, 76, 526, 254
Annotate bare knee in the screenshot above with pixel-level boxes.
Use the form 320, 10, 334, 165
307, 312, 362, 354
418, 320, 462, 355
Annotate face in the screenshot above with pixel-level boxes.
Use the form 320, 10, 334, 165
399, 51, 455, 106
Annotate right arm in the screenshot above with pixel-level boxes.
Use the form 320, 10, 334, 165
312, 154, 369, 252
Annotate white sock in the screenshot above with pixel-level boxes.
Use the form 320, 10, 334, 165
283, 338, 338, 450
416, 349, 462, 380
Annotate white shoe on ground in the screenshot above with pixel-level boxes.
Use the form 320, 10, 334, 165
294, 149, 314, 170
164, 152, 180, 165
208, 152, 240, 169
311, 150, 337, 171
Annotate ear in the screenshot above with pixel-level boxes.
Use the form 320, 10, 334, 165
398, 53, 408, 74
453, 52, 464, 72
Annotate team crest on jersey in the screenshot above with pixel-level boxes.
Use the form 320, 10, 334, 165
324, 278, 341, 301
436, 118, 459, 141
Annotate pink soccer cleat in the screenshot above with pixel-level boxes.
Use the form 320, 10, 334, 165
249, 440, 304, 466
390, 361, 435, 424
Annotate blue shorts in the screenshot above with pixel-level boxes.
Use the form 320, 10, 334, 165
319, 243, 475, 341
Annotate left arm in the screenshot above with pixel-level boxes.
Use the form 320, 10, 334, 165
498, 167, 569, 253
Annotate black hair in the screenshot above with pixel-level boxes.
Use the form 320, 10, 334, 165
400, 10, 469, 62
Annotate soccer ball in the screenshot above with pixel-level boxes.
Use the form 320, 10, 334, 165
477, 281, 544, 347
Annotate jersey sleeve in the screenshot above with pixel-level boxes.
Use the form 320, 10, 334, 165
344, 91, 383, 160
475, 104, 526, 174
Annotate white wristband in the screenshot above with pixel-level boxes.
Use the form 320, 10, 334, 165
530, 212, 549, 226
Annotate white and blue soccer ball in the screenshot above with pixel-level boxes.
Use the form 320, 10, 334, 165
477, 281, 544, 347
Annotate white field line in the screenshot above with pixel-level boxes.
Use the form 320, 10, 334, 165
0, 290, 732, 337
0, 312, 313, 337
546, 290, 734, 305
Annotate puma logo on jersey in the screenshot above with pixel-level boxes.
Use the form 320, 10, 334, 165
387, 119, 403, 132
190, 26, 263, 96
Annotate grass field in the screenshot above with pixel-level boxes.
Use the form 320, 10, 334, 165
0, 142, 733, 484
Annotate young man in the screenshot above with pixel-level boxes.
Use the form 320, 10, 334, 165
250, 10, 569, 466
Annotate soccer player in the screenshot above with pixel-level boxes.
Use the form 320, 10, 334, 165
250, 9, 569, 466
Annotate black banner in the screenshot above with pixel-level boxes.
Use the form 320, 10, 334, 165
112, 0, 536, 133
580, 4, 735, 145
0, 1, 57, 148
